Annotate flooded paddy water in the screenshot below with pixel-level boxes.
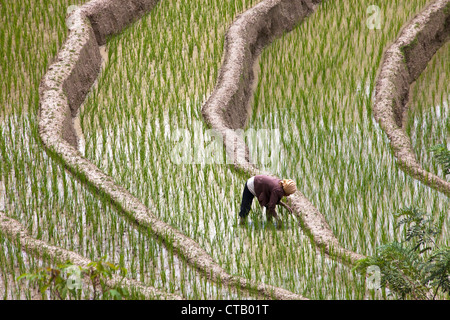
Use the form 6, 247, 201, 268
1, 0, 448, 300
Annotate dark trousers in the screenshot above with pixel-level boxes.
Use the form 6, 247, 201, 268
239, 182, 254, 218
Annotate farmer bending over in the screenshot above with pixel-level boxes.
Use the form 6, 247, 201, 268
239, 175, 296, 225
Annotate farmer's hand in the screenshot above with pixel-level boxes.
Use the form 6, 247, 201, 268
279, 201, 293, 214
266, 208, 277, 220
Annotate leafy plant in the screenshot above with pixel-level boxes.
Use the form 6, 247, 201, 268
17, 257, 128, 300
87, 256, 129, 300
354, 207, 450, 300
422, 247, 450, 299
17, 262, 79, 300
429, 143, 450, 175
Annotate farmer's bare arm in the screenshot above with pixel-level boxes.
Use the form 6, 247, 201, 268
278, 201, 293, 214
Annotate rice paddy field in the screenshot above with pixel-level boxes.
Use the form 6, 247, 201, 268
0, 0, 448, 300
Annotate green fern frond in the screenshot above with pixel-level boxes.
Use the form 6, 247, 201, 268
429, 143, 450, 175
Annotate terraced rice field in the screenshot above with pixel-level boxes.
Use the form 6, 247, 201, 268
0, 0, 448, 301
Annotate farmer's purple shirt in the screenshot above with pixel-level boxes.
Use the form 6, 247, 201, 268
253, 175, 285, 215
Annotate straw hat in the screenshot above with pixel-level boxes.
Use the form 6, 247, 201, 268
281, 179, 296, 195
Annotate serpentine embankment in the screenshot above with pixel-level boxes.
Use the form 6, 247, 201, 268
201, 0, 365, 266
0, 211, 181, 299
37, 0, 306, 299
373, 0, 450, 198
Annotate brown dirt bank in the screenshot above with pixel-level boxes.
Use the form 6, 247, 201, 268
373, 0, 450, 197
37, 0, 306, 299
201, 0, 365, 265
82, 0, 159, 46
0, 211, 181, 299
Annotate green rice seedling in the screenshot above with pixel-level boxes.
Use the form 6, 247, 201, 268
3, 0, 446, 300
250, 0, 448, 259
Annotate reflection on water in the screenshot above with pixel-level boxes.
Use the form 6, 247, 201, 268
0, 113, 247, 299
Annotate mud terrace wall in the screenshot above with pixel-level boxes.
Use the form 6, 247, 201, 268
36, 0, 309, 300
0, 212, 182, 300
30, 0, 450, 300
202, 0, 321, 131
373, 0, 450, 197
201, 0, 365, 265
